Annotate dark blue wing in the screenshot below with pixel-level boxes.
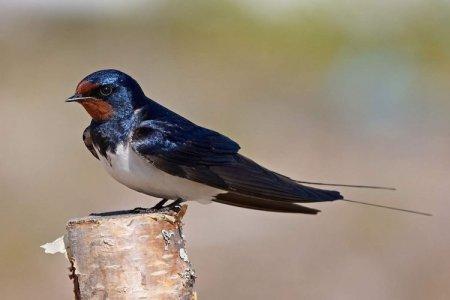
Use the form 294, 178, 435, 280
130, 118, 343, 204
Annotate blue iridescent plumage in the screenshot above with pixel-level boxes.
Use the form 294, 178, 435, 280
74, 69, 343, 214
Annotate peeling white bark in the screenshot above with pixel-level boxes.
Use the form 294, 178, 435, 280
41, 236, 66, 255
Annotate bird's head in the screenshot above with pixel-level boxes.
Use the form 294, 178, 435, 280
67, 69, 146, 122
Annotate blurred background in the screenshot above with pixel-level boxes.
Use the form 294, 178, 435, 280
0, 0, 449, 299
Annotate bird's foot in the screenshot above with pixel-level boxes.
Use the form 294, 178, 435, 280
129, 207, 154, 214
126, 199, 171, 214
151, 198, 169, 210
129, 199, 185, 214
89, 208, 150, 216
144, 198, 185, 212
89, 199, 185, 216
165, 198, 185, 212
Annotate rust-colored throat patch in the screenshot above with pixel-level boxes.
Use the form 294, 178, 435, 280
80, 99, 114, 121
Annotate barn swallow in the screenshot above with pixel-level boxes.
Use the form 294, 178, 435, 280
67, 69, 430, 216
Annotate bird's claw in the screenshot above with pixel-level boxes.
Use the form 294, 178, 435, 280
89, 199, 185, 216
130, 207, 153, 214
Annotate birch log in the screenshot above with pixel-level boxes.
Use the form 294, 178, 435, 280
64, 206, 196, 300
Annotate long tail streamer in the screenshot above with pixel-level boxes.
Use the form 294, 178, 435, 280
342, 199, 432, 216
297, 181, 396, 190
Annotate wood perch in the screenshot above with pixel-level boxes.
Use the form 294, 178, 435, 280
58, 205, 196, 299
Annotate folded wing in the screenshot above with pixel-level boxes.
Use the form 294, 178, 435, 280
130, 117, 343, 213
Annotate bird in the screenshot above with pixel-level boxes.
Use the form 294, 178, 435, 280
66, 69, 429, 216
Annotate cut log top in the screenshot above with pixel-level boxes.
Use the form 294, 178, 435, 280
63, 206, 196, 300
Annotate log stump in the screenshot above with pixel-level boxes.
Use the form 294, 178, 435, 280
64, 206, 196, 300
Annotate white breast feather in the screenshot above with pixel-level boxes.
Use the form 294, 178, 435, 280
95, 143, 225, 204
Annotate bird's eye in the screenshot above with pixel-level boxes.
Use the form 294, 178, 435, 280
99, 85, 113, 97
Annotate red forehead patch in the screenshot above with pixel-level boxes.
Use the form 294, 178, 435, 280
76, 80, 99, 95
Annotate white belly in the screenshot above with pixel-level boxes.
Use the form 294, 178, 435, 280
95, 143, 225, 203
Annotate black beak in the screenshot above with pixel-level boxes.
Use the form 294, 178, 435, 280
66, 94, 91, 103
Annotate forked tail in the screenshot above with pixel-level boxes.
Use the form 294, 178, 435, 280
298, 180, 431, 216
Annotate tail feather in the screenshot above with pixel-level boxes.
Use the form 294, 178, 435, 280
294, 185, 343, 203
342, 199, 432, 216
297, 180, 396, 191
214, 192, 320, 214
